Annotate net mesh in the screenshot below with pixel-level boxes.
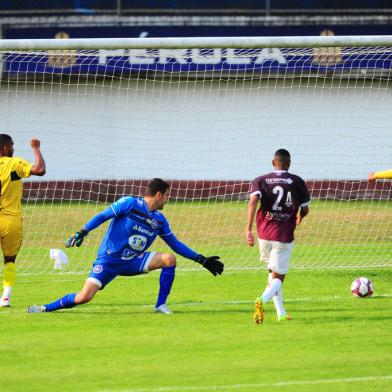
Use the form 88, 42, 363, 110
0, 44, 391, 275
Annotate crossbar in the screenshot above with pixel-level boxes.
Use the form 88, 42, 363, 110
0, 35, 392, 50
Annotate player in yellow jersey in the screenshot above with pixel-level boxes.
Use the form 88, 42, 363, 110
0, 134, 46, 307
368, 169, 392, 180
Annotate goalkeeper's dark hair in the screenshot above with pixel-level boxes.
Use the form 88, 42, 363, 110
274, 148, 291, 163
145, 178, 170, 196
0, 134, 13, 147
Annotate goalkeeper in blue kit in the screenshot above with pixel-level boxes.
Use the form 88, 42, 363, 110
28, 178, 223, 314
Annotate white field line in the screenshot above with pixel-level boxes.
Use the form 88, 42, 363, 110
16, 265, 392, 284
15, 265, 392, 279
102, 374, 392, 392
2, 294, 392, 315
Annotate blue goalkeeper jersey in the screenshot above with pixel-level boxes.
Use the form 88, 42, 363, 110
84, 196, 200, 262
96, 196, 172, 261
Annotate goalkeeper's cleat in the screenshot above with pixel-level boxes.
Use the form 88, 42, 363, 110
0, 296, 10, 307
253, 299, 265, 324
155, 304, 173, 315
27, 305, 46, 313
278, 314, 293, 321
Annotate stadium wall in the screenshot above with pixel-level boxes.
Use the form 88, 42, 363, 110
0, 78, 391, 183
23, 179, 392, 202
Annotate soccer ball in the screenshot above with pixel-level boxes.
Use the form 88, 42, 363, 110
351, 277, 373, 298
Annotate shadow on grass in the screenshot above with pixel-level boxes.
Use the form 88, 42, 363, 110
75, 308, 252, 316
57, 303, 252, 316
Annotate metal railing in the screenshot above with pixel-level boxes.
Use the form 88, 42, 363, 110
0, 1, 391, 16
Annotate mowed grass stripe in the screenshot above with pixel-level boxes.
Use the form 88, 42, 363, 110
107, 374, 392, 392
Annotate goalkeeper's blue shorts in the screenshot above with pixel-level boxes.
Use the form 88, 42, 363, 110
86, 252, 156, 289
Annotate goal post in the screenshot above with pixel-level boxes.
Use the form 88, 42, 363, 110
1, 35, 392, 275
2, 35, 392, 50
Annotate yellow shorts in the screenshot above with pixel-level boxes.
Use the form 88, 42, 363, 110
0, 215, 23, 257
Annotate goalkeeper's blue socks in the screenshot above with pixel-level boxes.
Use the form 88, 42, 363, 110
155, 266, 176, 309
44, 293, 77, 312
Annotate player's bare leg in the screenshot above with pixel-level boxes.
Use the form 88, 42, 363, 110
75, 280, 100, 304
147, 252, 176, 271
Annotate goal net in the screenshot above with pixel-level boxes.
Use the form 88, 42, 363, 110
1, 36, 392, 275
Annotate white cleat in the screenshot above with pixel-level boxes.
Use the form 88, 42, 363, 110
155, 304, 173, 314
0, 296, 10, 307
27, 305, 46, 313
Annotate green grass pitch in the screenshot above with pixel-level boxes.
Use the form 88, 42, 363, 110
1, 270, 392, 391
1, 201, 392, 391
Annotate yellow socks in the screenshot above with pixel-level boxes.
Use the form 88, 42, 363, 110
3, 262, 16, 298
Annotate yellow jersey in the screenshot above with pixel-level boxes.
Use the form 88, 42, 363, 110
0, 156, 32, 216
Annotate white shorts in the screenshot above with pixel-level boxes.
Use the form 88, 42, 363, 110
258, 239, 293, 275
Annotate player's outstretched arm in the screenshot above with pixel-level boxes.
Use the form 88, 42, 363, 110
368, 169, 392, 181
161, 233, 224, 276
65, 207, 116, 248
195, 255, 224, 276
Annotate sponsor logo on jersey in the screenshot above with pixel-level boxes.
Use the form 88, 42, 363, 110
266, 178, 293, 184
266, 211, 292, 221
146, 218, 159, 230
128, 234, 147, 251
132, 224, 154, 236
93, 265, 103, 273
121, 250, 137, 260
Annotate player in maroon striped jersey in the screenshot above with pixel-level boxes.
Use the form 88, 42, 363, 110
246, 149, 310, 324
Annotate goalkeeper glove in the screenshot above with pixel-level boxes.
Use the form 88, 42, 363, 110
195, 255, 224, 276
65, 228, 89, 248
